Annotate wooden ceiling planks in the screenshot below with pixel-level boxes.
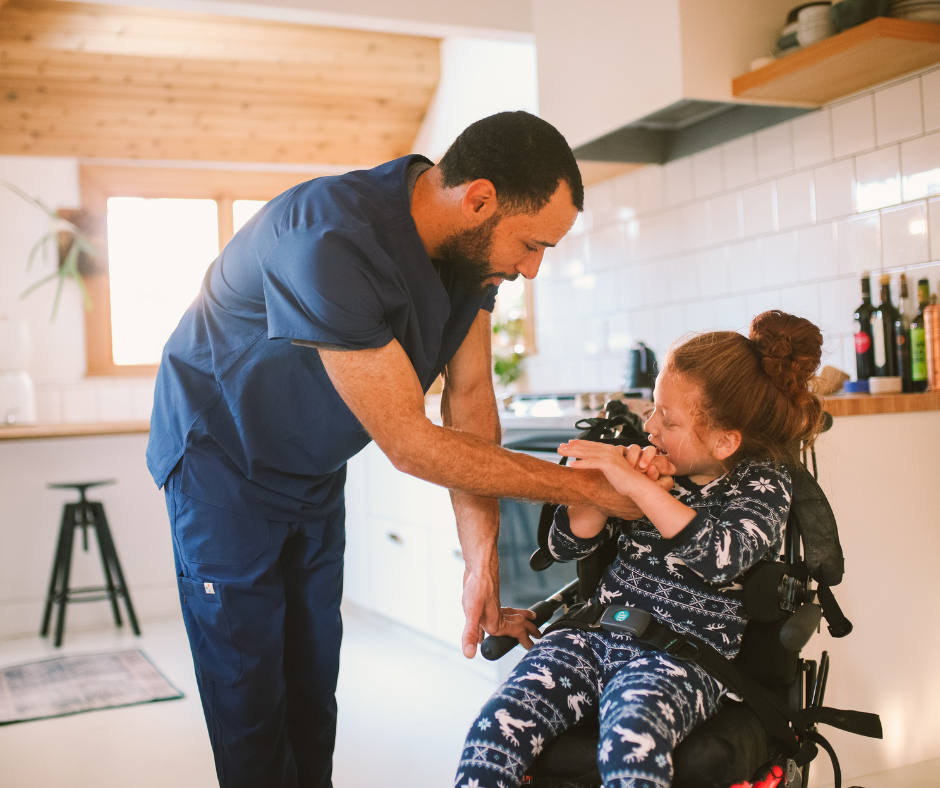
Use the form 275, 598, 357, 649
0, 0, 440, 165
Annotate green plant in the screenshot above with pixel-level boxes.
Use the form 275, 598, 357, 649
492, 315, 526, 387
2, 180, 96, 320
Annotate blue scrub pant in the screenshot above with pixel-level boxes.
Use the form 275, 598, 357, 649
165, 467, 345, 788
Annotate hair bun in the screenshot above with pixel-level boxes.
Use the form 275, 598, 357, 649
749, 310, 822, 406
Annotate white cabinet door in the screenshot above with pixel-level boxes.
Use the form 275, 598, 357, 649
429, 527, 467, 650
365, 443, 455, 528
369, 516, 432, 635
342, 450, 373, 609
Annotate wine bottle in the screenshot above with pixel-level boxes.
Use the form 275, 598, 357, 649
853, 273, 875, 380
910, 278, 930, 393
871, 273, 899, 377
894, 273, 913, 392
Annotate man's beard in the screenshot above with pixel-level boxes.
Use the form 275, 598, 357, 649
434, 212, 517, 294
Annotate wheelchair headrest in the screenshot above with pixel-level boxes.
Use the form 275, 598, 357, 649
789, 466, 844, 587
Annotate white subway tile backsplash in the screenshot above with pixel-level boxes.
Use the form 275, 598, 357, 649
34, 387, 62, 424
581, 318, 607, 355
727, 239, 763, 292
640, 261, 670, 305
684, 300, 716, 334
740, 182, 777, 237
819, 277, 861, 337
792, 109, 833, 169
855, 146, 901, 212
756, 122, 794, 180
670, 254, 699, 302
722, 135, 758, 189
638, 166, 665, 214
97, 382, 133, 422
698, 248, 730, 297
608, 313, 635, 352
710, 192, 743, 243
664, 157, 694, 206
881, 201, 929, 267
761, 231, 800, 288
746, 288, 782, 317
678, 202, 711, 251
900, 131, 940, 202
62, 383, 97, 423
929, 197, 940, 260
815, 159, 856, 221
838, 211, 881, 275
776, 170, 815, 229
779, 283, 822, 325
621, 267, 645, 309
585, 181, 616, 228
612, 172, 641, 222
653, 304, 686, 354
589, 224, 628, 271
799, 222, 839, 281
874, 78, 923, 145
711, 295, 750, 332
832, 95, 876, 158
595, 270, 622, 314
130, 380, 155, 421
692, 147, 724, 199
923, 70, 940, 133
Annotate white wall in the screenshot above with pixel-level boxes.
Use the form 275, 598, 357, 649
0, 434, 178, 640
411, 37, 538, 162
526, 64, 940, 393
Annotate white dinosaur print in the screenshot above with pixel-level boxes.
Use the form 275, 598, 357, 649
567, 692, 591, 721
665, 555, 686, 577
715, 531, 732, 569
493, 708, 536, 746
611, 725, 657, 763
695, 690, 706, 718
704, 623, 731, 644
654, 656, 687, 677
622, 688, 661, 702
629, 540, 652, 558
740, 518, 770, 545
517, 665, 555, 690
597, 583, 617, 605
700, 476, 724, 497
672, 482, 691, 498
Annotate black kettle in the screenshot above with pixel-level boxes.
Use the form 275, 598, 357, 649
623, 342, 658, 390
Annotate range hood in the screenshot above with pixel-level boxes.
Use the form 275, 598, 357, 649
533, 0, 813, 165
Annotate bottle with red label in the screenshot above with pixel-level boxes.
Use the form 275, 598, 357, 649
853, 273, 875, 380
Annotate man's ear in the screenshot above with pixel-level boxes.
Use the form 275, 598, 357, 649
712, 429, 741, 462
460, 179, 498, 224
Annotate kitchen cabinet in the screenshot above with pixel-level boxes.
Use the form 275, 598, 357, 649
343, 443, 465, 647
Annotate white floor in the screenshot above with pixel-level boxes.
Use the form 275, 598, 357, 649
0, 610, 936, 788
0, 605, 501, 788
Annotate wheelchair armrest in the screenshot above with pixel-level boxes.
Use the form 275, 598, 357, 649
481, 578, 580, 661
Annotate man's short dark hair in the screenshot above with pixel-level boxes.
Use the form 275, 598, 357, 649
437, 111, 584, 214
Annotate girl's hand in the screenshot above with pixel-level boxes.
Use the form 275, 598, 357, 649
557, 441, 659, 497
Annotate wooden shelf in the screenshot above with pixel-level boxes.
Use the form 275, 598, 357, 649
0, 420, 150, 441
823, 391, 940, 417
733, 17, 940, 106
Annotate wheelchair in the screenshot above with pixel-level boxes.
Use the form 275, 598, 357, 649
483, 400, 882, 788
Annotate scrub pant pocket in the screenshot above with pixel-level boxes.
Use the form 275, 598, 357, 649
178, 577, 241, 686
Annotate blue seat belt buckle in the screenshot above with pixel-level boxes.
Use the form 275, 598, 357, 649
599, 606, 652, 638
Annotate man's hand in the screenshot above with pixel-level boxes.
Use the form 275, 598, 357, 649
461, 568, 540, 657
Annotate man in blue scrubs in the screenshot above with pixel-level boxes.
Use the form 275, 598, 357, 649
147, 111, 672, 788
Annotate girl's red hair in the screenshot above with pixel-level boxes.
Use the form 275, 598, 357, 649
663, 311, 824, 466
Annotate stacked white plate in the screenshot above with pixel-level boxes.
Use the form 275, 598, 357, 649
891, 0, 940, 23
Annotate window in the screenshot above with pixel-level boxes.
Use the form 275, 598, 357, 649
80, 166, 318, 376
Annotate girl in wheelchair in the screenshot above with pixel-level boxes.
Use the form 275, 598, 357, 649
456, 311, 824, 788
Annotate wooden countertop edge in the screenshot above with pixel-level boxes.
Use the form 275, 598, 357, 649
0, 420, 151, 441
0, 393, 937, 440
822, 391, 940, 417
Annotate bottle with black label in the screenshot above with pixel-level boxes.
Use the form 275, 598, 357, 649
853, 273, 875, 380
910, 278, 931, 392
895, 273, 913, 391
872, 272, 899, 377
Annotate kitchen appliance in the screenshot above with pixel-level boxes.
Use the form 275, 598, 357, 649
623, 342, 658, 394
0, 319, 36, 426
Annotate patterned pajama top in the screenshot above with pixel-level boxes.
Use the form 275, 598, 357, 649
548, 458, 792, 657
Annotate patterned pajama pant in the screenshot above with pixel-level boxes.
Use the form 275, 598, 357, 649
455, 629, 726, 788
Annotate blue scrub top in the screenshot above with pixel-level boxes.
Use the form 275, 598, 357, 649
146, 155, 497, 521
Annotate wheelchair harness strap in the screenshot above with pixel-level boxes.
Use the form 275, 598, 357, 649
544, 602, 882, 787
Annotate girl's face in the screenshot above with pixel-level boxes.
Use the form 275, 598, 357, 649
643, 372, 732, 483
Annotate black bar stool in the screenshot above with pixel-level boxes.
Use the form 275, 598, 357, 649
41, 480, 141, 647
